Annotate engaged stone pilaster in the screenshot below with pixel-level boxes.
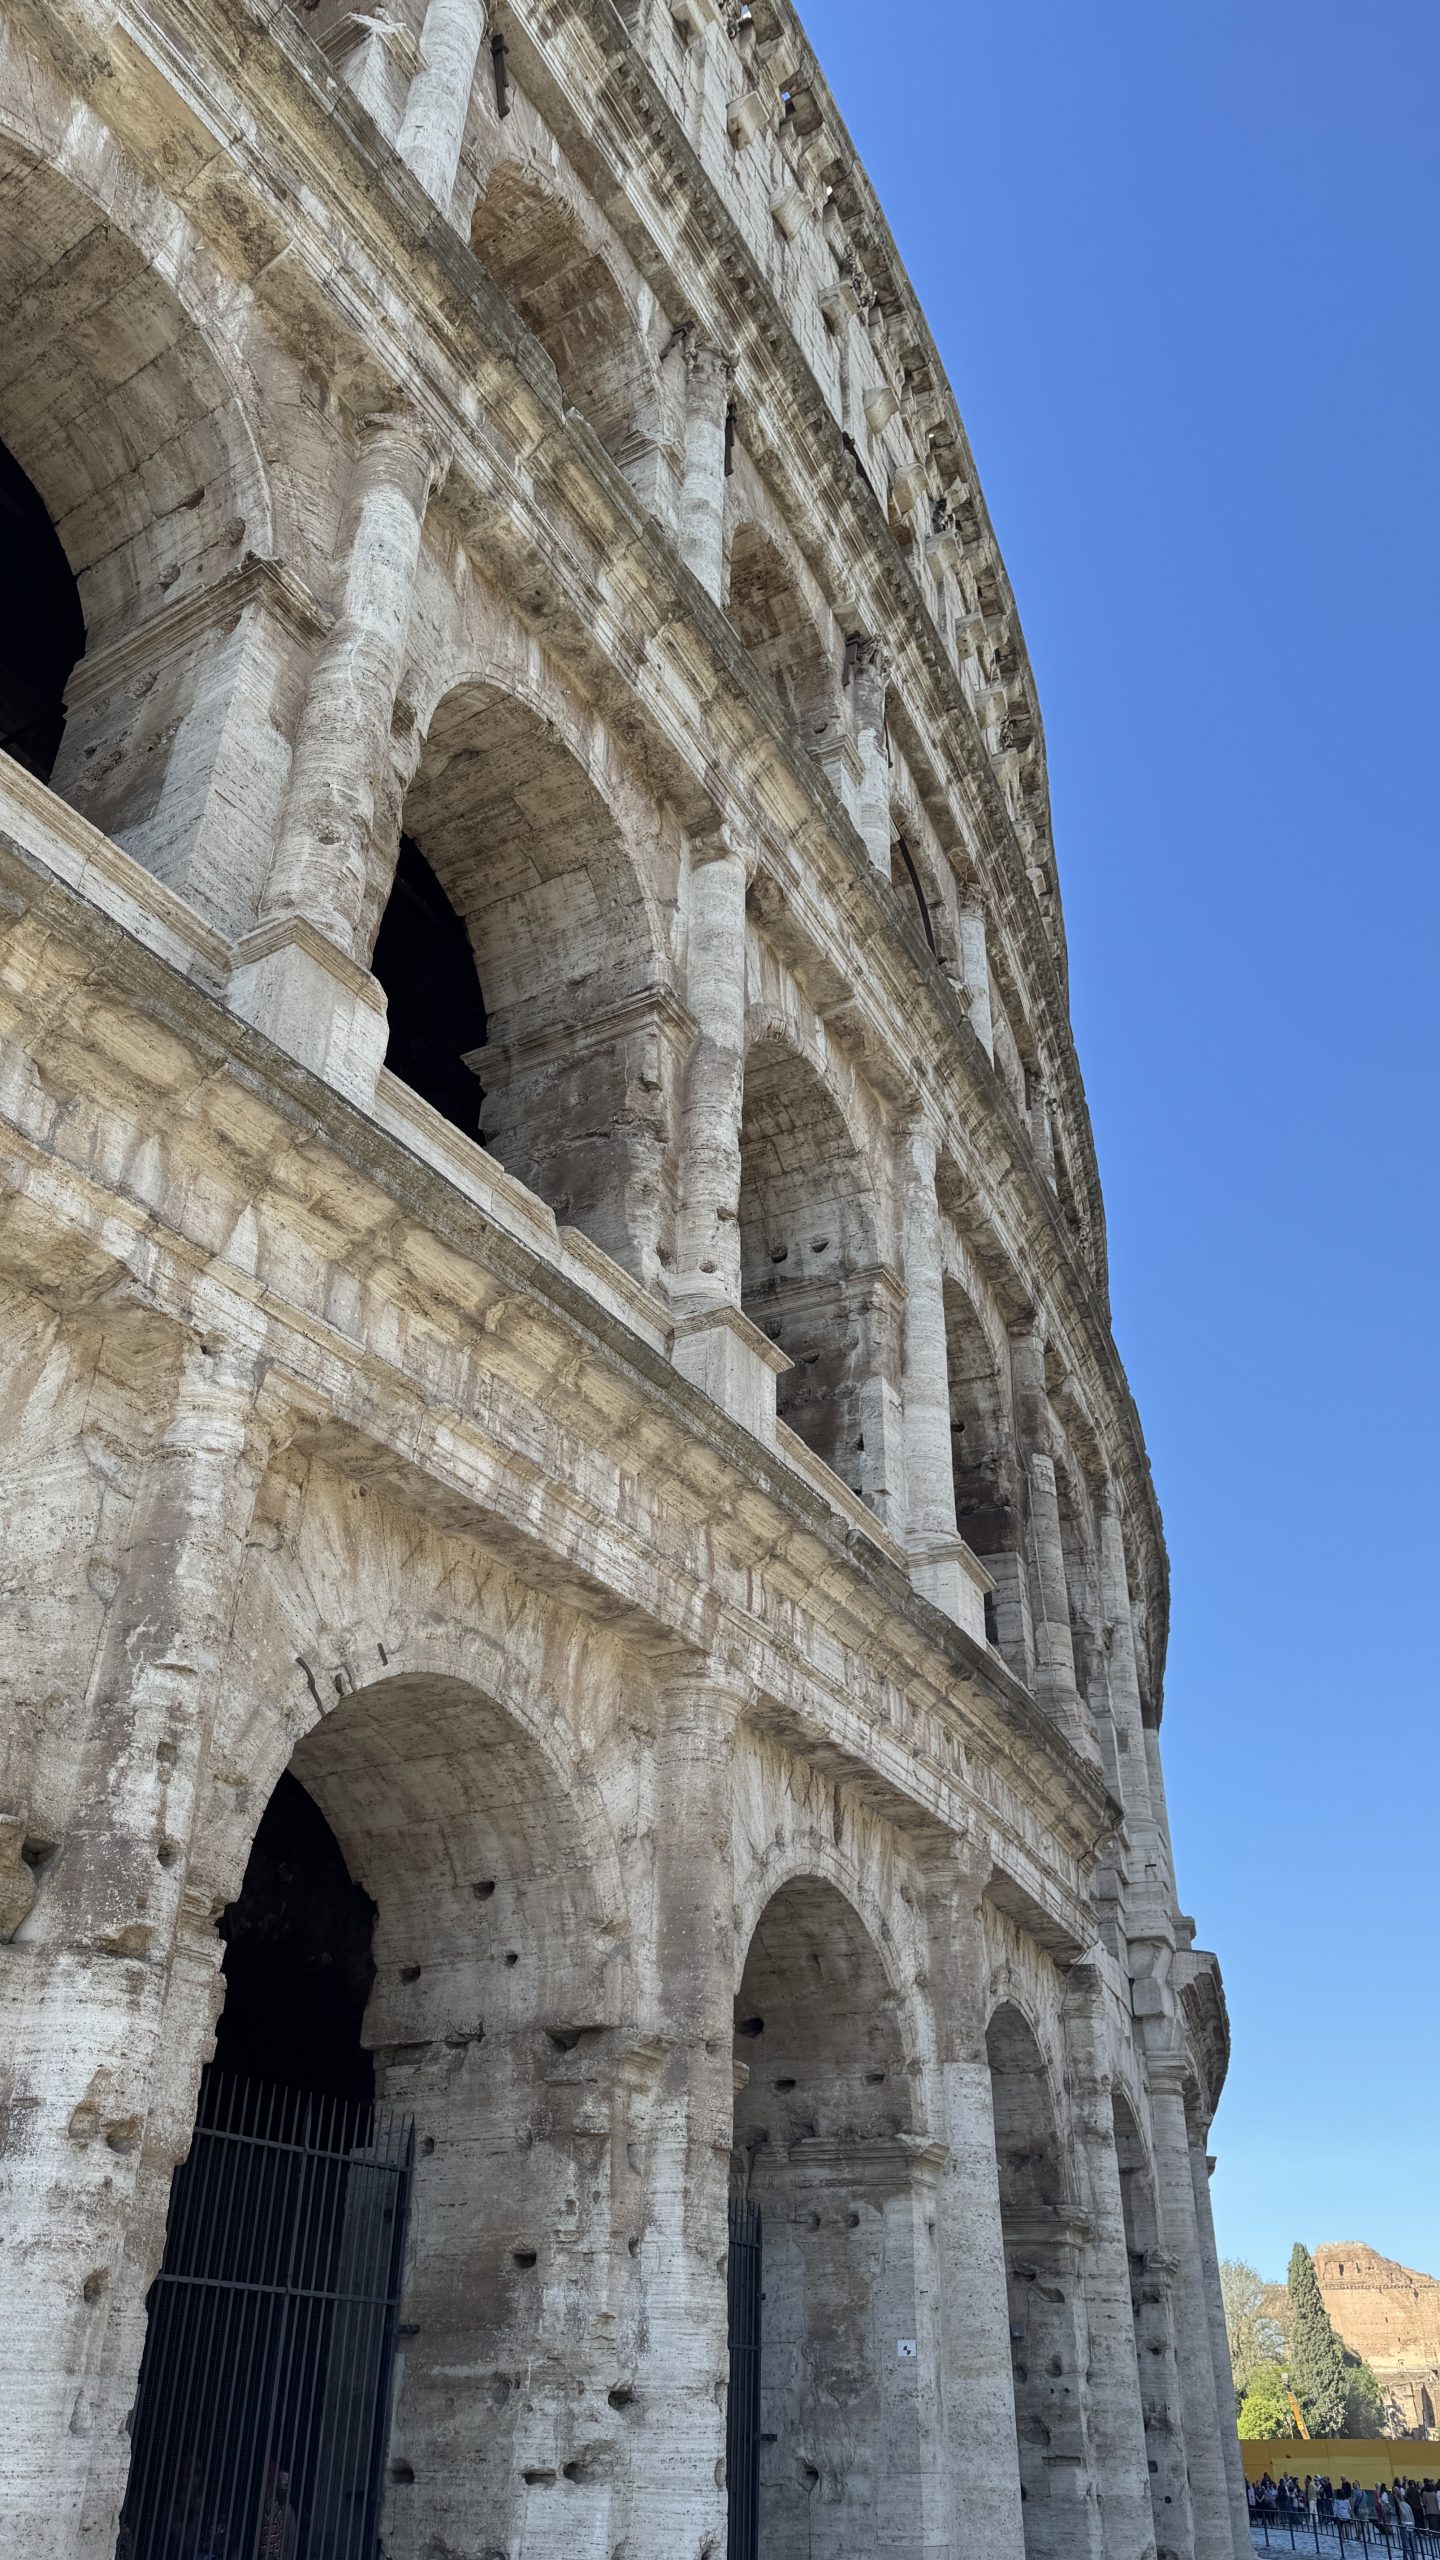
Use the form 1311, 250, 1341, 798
617, 1665, 745, 2560
1099, 1496, 1169, 1916
679, 339, 733, 601
923, 1849, 1029, 2560
957, 892, 995, 1057
0, 1343, 279, 2560
673, 828, 750, 1306
1062, 1963, 1158, 2560
1145, 2062, 1237, 2560
900, 1120, 989, 1640
233, 412, 445, 1097
396, 0, 488, 212
1012, 1326, 1101, 1764
1189, 2136, 1253, 2560
846, 632, 892, 871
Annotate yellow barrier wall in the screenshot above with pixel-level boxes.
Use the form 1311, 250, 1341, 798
1241, 2441, 1438, 2490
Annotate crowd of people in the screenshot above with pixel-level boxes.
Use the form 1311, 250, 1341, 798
1250, 2473, 1440, 2547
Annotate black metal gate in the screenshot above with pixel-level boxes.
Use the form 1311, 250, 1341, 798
727, 2192, 762, 2560
118, 2071, 413, 2560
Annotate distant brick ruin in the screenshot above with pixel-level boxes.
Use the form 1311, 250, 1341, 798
1318, 2247, 1440, 2436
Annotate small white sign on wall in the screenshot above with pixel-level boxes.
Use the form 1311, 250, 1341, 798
896, 2338, 918, 2359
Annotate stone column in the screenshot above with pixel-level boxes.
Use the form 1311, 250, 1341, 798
0, 1335, 278, 2560
1099, 1497, 1168, 1914
617, 1665, 744, 2559
957, 893, 995, 1058
1190, 2139, 1251, 2560
923, 1849, 1029, 2560
1145, 2063, 1236, 2560
900, 1121, 989, 1642
1010, 1327, 1100, 1766
1063, 1964, 1158, 2560
673, 830, 749, 1306
848, 634, 892, 872
397, 0, 488, 213
679, 340, 733, 602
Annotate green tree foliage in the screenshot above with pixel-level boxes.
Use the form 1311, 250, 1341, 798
1221, 2258, 1290, 2414
1288, 2243, 1350, 2437
1238, 2361, 1295, 2439
1342, 2354, 1386, 2439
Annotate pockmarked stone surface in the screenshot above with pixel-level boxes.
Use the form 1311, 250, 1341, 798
0, 0, 1244, 2552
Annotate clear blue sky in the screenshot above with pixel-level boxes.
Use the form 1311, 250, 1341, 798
804, 0, 1440, 2280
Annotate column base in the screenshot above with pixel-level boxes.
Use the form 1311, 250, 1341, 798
669, 1298, 789, 1445
908, 1530, 992, 1645
228, 916, 389, 1108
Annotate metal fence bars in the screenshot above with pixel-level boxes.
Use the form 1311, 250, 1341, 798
1253, 2511, 1440, 2560
727, 2192, 762, 2560
118, 2071, 414, 2560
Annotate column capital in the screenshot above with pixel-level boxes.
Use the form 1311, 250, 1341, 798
683, 333, 736, 393
688, 817, 758, 879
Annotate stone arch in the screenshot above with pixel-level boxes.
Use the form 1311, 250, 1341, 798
726, 517, 842, 750
733, 1874, 933, 2556
470, 160, 668, 503
372, 671, 681, 1280
988, 1999, 1094, 2560
136, 1662, 630, 2560
738, 1025, 890, 1504
0, 110, 322, 934
1113, 2092, 1188, 2559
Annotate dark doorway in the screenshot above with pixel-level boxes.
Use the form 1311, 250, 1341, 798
0, 435, 84, 783
120, 1776, 411, 2560
215, 1769, 377, 2102
371, 833, 487, 1139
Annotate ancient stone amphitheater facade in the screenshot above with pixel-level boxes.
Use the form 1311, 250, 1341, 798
0, 0, 1244, 2554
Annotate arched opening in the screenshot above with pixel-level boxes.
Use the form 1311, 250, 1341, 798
369, 682, 675, 1280
944, 1274, 1027, 1667
988, 2004, 1093, 2560
0, 139, 276, 930
0, 436, 84, 781
890, 831, 937, 954
127, 1674, 624, 2560
732, 1878, 925, 2557
371, 834, 487, 1138
726, 522, 840, 749
1114, 2096, 1187, 2560
121, 1775, 398, 2560
738, 1041, 887, 1505
470, 166, 665, 501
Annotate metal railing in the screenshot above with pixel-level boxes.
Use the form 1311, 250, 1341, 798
1253, 2508, 1440, 2560
118, 2070, 413, 2560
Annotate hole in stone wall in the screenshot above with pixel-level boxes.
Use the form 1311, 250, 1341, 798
214, 1769, 377, 2103
371, 834, 487, 1140
0, 436, 84, 784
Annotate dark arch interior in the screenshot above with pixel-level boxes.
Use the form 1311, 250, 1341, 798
214, 1770, 377, 2102
371, 832, 488, 1139
0, 435, 84, 783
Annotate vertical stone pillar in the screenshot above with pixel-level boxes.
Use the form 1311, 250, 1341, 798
0, 1336, 278, 2560
1063, 1964, 1157, 2560
900, 1121, 988, 1642
958, 893, 995, 1058
1099, 1497, 1167, 1908
848, 634, 892, 871
1190, 2139, 1251, 2560
923, 1849, 1029, 2560
617, 1664, 744, 2560
233, 412, 444, 1093
1145, 2063, 1236, 2560
397, 0, 487, 213
673, 830, 750, 1306
679, 340, 733, 602
1011, 1327, 1099, 1766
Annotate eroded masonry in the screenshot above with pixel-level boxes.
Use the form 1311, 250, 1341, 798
0, 0, 1244, 2552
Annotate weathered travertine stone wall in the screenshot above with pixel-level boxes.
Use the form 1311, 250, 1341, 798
0, 0, 1241, 2552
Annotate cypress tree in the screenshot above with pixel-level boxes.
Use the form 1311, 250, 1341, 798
1287, 2243, 1349, 2437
